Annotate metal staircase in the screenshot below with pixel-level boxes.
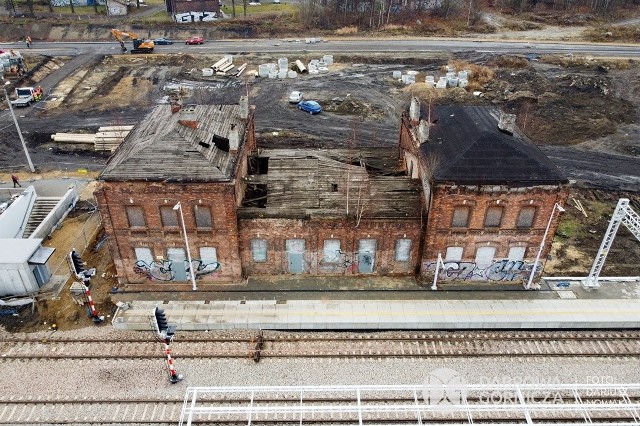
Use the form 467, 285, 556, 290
22, 197, 61, 238
583, 198, 640, 288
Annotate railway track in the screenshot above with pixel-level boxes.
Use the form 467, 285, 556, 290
1, 331, 640, 359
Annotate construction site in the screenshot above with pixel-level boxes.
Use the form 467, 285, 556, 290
1, 26, 640, 332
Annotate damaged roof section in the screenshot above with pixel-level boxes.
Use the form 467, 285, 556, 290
420, 105, 567, 186
240, 148, 422, 220
100, 103, 248, 182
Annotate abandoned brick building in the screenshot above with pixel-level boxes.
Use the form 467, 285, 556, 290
399, 98, 568, 281
95, 96, 567, 286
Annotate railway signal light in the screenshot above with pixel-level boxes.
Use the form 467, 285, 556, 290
68, 249, 96, 281
153, 306, 176, 342
69, 250, 85, 276
152, 305, 183, 383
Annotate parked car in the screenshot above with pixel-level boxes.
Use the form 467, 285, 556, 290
153, 37, 173, 45
289, 91, 303, 103
298, 100, 321, 114
185, 36, 204, 45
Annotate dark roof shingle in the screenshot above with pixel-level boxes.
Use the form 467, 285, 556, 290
420, 105, 567, 185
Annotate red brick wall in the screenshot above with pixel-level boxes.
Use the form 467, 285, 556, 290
238, 217, 423, 276
95, 181, 243, 285
421, 184, 569, 279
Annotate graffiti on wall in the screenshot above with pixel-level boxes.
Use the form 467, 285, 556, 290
192, 259, 221, 277
175, 11, 221, 23
318, 250, 374, 274
51, 0, 104, 6
423, 259, 541, 282
134, 260, 175, 281
134, 259, 221, 281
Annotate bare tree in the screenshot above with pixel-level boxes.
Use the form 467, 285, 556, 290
25, 0, 35, 16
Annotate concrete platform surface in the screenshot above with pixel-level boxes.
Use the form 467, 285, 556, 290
111, 298, 640, 331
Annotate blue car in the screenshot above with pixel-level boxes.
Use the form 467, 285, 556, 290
298, 100, 321, 114
153, 37, 174, 45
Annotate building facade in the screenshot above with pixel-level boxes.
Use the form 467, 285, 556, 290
399, 98, 568, 283
95, 97, 567, 287
95, 100, 255, 284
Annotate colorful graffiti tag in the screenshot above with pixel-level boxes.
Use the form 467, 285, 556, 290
134, 259, 221, 281
423, 259, 540, 282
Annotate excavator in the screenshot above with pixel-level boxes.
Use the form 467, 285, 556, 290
110, 29, 155, 54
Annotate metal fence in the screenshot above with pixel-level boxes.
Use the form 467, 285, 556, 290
42, 209, 102, 299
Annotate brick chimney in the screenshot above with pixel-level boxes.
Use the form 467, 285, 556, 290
409, 96, 420, 123
498, 113, 516, 135
178, 104, 198, 129
418, 119, 429, 143
239, 96, 249, 120
228, 124, 239, 153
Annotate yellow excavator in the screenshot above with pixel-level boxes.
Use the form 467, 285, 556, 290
110, 29, 154, 54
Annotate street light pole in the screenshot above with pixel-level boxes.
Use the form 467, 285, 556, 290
526, 202, 565, 290
173, 202, 197, 291
431, 252, 445, 291
3, 82, 35, 173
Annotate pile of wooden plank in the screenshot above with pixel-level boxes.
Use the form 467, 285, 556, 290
50, 125, 134, 152
94, 125, 134, 152
50, 133, 95, 144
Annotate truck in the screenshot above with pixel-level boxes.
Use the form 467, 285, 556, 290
10, 86, 42, 108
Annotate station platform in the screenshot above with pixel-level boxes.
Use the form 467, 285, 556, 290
112, 282, 640, 331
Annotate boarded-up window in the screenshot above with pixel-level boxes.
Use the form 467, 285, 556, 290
445, 246, 464, 261
452, 206, 470, 227
508, 246, 526, 261
475, 246, 496, 269
134, 247, 153, 264
195, 205, 213, 228
126, 206, 146, 227
199, 247, 217, 263
517, 207, 536, 228
160, 206, 179, 227
323, 239, 341, 263
484, 206, 504, 227
395, 239, 412, 262
251, 239, 267, 262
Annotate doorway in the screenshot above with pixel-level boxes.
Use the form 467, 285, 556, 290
286, 239, 305, 274
167, 248, 187, 281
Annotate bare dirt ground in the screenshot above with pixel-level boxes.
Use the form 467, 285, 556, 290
2, 50, 638, 178
1, 39, 639, 333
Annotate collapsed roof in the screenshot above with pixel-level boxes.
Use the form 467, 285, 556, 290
100, 103, 249, 182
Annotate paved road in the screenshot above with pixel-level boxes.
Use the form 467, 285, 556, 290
1, 38, 639, 191
1, 38, 639, 57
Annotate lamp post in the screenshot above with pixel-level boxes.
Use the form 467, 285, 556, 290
173, 202, 197, 291
526, 202, 565, 290
3, 82, 35, 173
431, 252, 445, 291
